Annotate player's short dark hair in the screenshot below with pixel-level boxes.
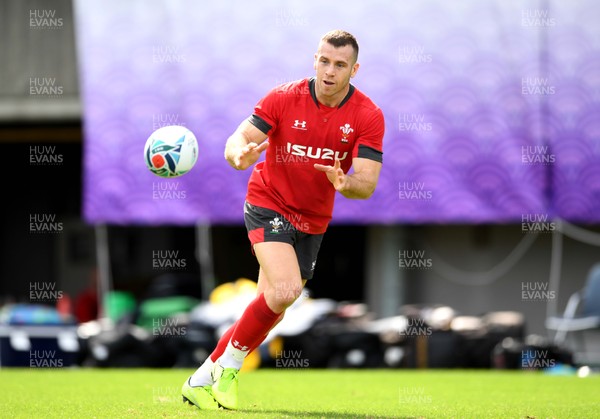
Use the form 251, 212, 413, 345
320, 30, 359, 62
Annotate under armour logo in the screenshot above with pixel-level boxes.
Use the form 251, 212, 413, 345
232, 340, 249, 351
292, 120, 307, 130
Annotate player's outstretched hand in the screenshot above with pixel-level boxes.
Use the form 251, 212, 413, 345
231, 142, 269, 170
314, 159, 347, 192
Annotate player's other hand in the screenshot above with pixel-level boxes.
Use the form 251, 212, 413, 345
314, 159, 347, 192
230, 142, 269, 170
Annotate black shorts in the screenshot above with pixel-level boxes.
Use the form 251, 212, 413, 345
243, 201, 324, 280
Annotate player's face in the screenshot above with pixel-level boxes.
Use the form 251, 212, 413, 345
313, 42, 359, 106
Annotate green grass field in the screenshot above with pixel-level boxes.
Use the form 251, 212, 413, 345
1, 368, 598, 418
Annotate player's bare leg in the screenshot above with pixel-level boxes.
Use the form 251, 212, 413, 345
254, 242, 304, 312
212, 242, 305, 409
255, 266, 294, 335
184, 267, 288, 410
186, 267, 287, 390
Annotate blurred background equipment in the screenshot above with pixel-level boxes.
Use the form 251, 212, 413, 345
0, 303, 79, 367
545, 262, 600, 365
76, 273, 202, 368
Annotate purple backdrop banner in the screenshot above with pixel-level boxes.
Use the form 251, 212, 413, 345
74, 0, 600, 225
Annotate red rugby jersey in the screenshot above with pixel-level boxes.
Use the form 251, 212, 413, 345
246, 77, 384, 234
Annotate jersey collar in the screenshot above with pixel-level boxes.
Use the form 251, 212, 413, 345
309, 77, 355, 109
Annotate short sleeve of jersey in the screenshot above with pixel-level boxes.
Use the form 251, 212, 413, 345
249, 87, 283, 135
353, 107, 385, 163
